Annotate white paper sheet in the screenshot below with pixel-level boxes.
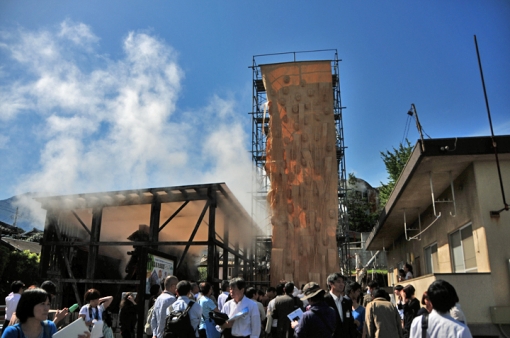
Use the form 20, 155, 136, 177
53, 318, 89, 338
90, 320, 104, 338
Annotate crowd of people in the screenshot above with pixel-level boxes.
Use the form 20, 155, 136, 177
146, 273, 471, 338
2, 272, 472, 338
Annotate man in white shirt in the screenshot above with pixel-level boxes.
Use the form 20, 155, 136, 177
151, 275, 178, 338
217, 280, 230, 311
409, 280, 472, 338
3, 281, 24, 332
221, 278, 261, 338
167, 280, 203, 337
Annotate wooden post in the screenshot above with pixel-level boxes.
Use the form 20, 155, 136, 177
243, 247, 248, 281
86, 207, 102, 290
40, 210, 57, 278
149, 197, 161, 249
207, 189, 216, 283
223, 219, 229, 281
234, 243, 239, 278
136, 246, 148, 338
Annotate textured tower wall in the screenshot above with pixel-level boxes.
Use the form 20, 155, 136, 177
261, 61, 339, 288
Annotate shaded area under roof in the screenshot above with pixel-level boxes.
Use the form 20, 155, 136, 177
366, 135, 510, 250
36, 182, 262, 249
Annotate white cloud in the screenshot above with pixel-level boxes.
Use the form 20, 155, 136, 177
0, 21, 263, 229
59, 19, 99, 48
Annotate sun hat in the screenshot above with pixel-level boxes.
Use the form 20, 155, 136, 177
300, 282, 325, 300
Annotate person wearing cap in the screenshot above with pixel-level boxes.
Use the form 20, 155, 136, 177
324, 273, 357, 338
291, 282, 335, 338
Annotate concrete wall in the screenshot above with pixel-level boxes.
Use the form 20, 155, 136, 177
474, 160, 510, 307
387, 159, 510, 330
397, 273, 495, 324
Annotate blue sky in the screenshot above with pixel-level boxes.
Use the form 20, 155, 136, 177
1, 1, 509, 226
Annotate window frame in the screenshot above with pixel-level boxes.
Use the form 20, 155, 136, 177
424, 242, 438, 274
449, 222, 477, 273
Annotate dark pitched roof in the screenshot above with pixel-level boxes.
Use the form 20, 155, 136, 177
1, 237, 41, 254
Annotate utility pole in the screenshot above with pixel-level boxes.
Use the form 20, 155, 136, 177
13, 207, 19, 227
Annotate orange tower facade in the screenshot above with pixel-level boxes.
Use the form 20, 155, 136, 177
261, 61, 339, 287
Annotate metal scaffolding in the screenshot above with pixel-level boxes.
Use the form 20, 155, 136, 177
250, 49, 350, 274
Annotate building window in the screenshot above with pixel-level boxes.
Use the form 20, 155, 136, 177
450, 223, 477, 272
424, 243, 439, 274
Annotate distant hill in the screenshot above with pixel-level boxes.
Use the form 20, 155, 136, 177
0, 194, 44, 231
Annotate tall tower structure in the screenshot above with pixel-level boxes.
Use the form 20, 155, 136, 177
251, 50, 349, 286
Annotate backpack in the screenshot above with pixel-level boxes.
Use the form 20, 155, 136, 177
163, 300, 196, 338
144, 305, 155, 335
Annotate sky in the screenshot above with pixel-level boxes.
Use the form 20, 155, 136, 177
1, 1, 509, 228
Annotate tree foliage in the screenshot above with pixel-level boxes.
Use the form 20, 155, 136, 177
0, 249, 41, 294
27, 232, 43, 243
379, 139, 413, 206
346, 173, 379, 233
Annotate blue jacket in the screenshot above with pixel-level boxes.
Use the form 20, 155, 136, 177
1, 321, 57, 338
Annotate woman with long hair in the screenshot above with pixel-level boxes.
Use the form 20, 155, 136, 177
119, 292, 138, 338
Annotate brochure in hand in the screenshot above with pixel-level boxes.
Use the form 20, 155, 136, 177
228, 307, 249, 322
287, 308, 304, 322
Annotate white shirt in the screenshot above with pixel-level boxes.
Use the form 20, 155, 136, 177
222, 296, 261, 338
5, 293, 21, 321
405, 271, 413, 280
450, 303, 467, 324
218, 291, 230, 311
397, 299, 404, 319
79, 303, 105, 322
151, 291, 177, 338
256, 301, 266, 322
409, 310, 472, 338
168, 296, 203, 338
330, 291, 344, 321
266, 297, 280, 327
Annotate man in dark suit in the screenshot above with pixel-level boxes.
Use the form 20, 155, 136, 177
324, 273, 358, 338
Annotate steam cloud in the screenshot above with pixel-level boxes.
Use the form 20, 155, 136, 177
0, 20, 265, 232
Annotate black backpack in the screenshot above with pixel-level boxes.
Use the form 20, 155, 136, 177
164, 300, 197, 338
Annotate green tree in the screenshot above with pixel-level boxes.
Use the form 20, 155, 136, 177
27, 232, 43, 243
346, 173, 379, 233
379, 139, 413, 206
0, 250, 41, 288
